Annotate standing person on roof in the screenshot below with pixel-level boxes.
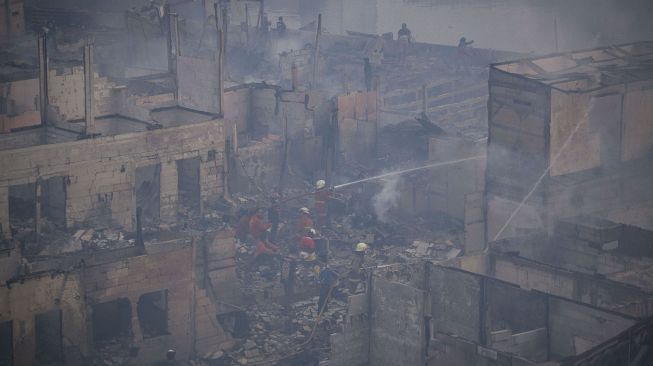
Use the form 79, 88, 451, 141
398, 23, 412, 43
276, 16, 287, 36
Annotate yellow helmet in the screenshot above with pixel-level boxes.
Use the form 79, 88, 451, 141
316, 180, 326, 189
355, 242, 368, 252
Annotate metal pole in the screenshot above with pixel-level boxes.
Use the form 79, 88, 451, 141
311, 14, 322, 89
165, 4, 173, 73
171, 12, 180, 101
221, 2, 228, 53
83, 41, 96, 135
38, 34, 48, 125
245, 4, 249, 45
214, 3, 224, 116
172, 13, 181, 57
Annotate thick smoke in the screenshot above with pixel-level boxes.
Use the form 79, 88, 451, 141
372, 175, 402, 222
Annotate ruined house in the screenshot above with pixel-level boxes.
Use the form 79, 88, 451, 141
1, 1, 653, 366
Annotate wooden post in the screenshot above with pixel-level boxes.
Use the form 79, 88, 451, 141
83, 42, 96, 135
311, 14, 322, 89
38, 33, 48, 125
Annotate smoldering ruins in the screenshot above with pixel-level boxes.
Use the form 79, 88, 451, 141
1, 0, 653, 365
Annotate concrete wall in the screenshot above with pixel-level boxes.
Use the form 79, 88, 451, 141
337, 91, 377, 166
178, 55, 220, 114
331, 263, 640, 365
428, 136, 486, 221
430, 265, 482, 342
429, 333, 535, 366
556, 317, 653, 366
231, 141, 283, 194
203, 230, 241, 312
484, 280, 548, 361
370, 277, 424, 366
486, 68, 549, 241
0, 119, 224, 237
490, 252, 653, 317
0, 272, 88, 366
0, 0, 25, 42
487, 65, 653, 241
0, 68, 125, 131
548, 297, 636, 360
329, 319, 369, 366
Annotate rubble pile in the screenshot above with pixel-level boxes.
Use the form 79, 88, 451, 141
224, 296, 347, 366
38, 227, 134, 256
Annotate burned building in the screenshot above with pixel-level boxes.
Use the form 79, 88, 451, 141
1, 1, 653, 366
486, 42, 653, 245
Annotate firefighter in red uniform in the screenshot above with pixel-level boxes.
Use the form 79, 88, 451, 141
296, 207, 314, 235
249, 208, 271, 241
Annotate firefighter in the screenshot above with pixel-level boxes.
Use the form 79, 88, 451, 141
296, 207, 314, 236
314, 180, 331, 228
249, 208, 271, 241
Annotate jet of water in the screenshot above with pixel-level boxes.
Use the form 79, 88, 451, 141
491, 97, 596, 242
333, 155, 486, 190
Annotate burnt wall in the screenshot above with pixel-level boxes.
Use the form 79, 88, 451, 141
0, 119, 224, 238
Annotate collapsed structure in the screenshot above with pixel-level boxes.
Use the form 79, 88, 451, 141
1, 1, 652, 366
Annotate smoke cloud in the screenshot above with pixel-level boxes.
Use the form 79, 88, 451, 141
372, 175, 402, 222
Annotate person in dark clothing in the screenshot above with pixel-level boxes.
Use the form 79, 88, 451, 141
398, 23, 412, 42
268, 193, 281, 242
314, 231, 329, 263
276, 16, 287, 36
281, 248, 298, 299
317, 266, 339, 314
235, 208, 251, 242
458, 37, 474, 51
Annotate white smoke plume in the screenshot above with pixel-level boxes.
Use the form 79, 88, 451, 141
372, 175, 402, 222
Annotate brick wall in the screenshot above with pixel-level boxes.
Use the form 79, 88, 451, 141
0, 272, 88, 366
0, 119, 224, 237
0, 67, 124, 132
84, 244, 194, 362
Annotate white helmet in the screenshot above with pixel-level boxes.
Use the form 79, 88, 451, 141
316, 180, 326, 189
300, 207, 310, 214
355, 242, 368, 252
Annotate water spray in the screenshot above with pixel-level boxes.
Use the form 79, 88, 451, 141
491, 98, 595, 242
333, 155, 486, 190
